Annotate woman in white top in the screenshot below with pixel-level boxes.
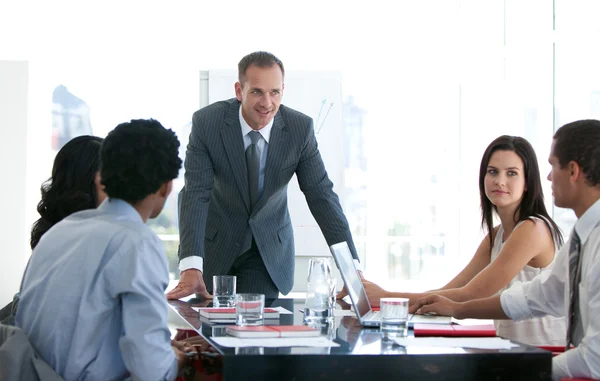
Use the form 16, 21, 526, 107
361, 135, 566, 346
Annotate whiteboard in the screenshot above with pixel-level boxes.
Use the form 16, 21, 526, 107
199, 70, 344, 256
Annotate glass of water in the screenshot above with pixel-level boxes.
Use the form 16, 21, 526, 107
213, 275, 236, 307
235, 293, 265, 326
380, 297, 409, 339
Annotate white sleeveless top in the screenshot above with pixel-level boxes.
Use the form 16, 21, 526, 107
491, 216, 566, 346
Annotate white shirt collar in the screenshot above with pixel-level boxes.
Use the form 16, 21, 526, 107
99, 198, 143, 224
239, 105, 273, 143
575, 198, 600, 245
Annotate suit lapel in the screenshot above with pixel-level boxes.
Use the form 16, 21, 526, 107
222, 100, 251, 214
253, 110, 288, 213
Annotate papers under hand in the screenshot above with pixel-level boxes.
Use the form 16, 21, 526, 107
392, 337, 518, 350
450, 317, 494, 326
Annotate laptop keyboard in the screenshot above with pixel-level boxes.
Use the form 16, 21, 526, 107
366, 311, 381, 321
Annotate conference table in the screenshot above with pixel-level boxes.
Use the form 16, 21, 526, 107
168, 298, 552, 381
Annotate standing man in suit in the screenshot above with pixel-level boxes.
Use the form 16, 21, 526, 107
167, 51, 358, 300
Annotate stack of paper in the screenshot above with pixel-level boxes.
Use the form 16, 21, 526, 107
413, 323, 496, 337
392, 337, 518, 350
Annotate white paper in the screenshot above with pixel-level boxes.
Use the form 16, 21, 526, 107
450, 317, 495, 326
212, 336, 340, 348
392, 337, 519, 350
191, 306, 293, 314
270, 306, 293, 314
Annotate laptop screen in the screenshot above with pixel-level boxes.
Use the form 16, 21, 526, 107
329, 242, 372, 319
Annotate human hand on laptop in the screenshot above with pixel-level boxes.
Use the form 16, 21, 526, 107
336, 270, 366, 300
361, 280, 392, 308
409, 294, 460, 317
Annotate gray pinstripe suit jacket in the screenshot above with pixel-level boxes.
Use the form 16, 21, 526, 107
178, 98, 358, 294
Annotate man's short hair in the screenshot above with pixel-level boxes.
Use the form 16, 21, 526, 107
101, 119, 182, 203
553, 119, 600, 186
238, 51, 285, 84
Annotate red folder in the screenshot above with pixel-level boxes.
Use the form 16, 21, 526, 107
413, 323, 496, 337
538, 345, 565, 356
538, 345, 565, 352
226, 325, 321, 338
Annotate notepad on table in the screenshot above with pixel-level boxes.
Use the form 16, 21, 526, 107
198, 307, 280, 320
226, 325, 321, 338
413, 323, 496, 337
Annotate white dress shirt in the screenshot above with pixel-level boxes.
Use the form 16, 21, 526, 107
492, 217, 566, 346
500, 199, 600, 380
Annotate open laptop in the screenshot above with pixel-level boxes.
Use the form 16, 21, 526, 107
329, 241, 452, 328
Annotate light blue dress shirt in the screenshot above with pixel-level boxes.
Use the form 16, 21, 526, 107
16, 199, 178, 381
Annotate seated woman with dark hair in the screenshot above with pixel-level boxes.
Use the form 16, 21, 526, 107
361, 135, 567, 346
0, 135, 105, 324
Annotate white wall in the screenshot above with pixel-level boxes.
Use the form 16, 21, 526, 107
0, 61, 29, 306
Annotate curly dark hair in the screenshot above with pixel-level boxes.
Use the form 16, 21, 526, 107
30, 135, 103, 249
238, 51, 285, 83
553, 119, 600, 186
479, 135, 563, 249
100, 119, 182, 203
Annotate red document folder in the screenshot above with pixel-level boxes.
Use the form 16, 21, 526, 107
413, 323, 496, 337
538, 345, 565, 356
226, 325, 321, 338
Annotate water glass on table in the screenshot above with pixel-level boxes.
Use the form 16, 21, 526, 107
380, 297, 409, 339
213, 275, 236, 307
235, 293, 265, 326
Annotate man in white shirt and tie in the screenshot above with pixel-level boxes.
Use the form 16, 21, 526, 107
410, 119, 600, 380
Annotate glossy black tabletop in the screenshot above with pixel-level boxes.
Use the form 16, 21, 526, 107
168, 298, 552, 381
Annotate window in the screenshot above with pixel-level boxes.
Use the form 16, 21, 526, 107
18, 1, 593, 291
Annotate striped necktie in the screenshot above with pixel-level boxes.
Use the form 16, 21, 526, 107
246, 131, 261, 211
566, 231, 582, 350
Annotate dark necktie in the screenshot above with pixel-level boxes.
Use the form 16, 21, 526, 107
566, 231, 582, 350
246, 131, 261, 211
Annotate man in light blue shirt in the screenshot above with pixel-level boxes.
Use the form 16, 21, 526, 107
16, 119, 188, 381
